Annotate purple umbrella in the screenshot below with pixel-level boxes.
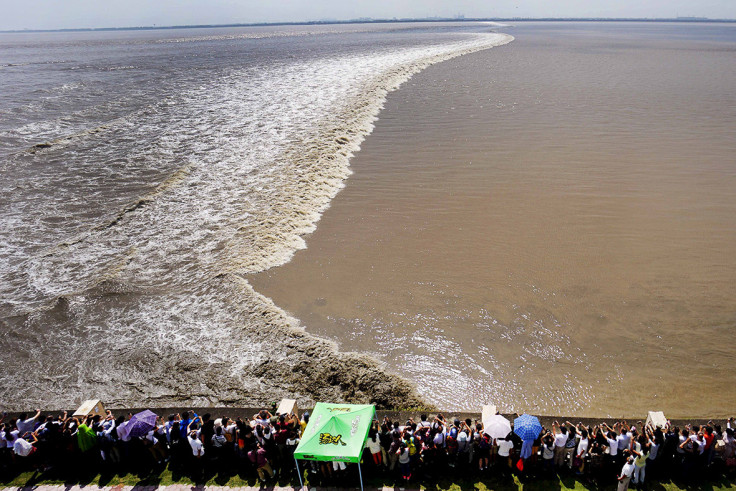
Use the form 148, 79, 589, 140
127, 410, 158, 438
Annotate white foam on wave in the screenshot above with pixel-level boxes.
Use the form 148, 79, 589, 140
480, 21, 512, 27
0, 29, 513, 409
17, 31, 513, 304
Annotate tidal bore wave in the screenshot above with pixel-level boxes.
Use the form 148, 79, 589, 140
0, 29, 512, 410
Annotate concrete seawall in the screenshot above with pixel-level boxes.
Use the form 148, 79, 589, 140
4, 406, 726, 429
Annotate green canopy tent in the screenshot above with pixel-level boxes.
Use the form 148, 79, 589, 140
293, 402, 376, 491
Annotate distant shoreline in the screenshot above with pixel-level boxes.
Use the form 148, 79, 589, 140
2, 17, 735, 34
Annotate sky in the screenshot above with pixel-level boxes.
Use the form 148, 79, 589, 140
1, 0, 735, 31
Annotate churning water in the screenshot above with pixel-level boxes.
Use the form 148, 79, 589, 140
0, 23, 511, 409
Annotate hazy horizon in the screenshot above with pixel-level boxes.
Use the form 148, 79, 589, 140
1, 0, 735, 31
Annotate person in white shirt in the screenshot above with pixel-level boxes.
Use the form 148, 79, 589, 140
2, 429, 19, 451
15, 410, 41, 437
564, 426, 578, 469
552, 421, 569, 468
601, 428, 618, 472
648, 438, 659, 462
222, 418, 237, 443
187, 428, 204, 481
606, 432, 619, 456
431, 414, 444, 430
102, 412, 116, 432
541, 433, 555, 473
576, 429, 589, 475
397, 442, 410, 481
631, 437, 641, 454
457, 425, 471, 461
188, 430, 203, 457
617, 430, 631, 453
0, 427, 17, 451
364, 429, 383, 465
677, 428, 688, 456
689, 428, 706, 456
286, 430, 300, 461
496, 436, 514, 470
13, 433, 36, 457
618, 456, 635, 491
252, 410, 272, 429
433, 427, 446, 448
164, 414, 177, 443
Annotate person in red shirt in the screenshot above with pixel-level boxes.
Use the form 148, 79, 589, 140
274, 414, 291, 469
703, 426, 716, 468
249, 443, 274, 481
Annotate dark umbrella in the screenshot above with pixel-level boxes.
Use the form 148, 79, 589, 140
127, 409, 158, 438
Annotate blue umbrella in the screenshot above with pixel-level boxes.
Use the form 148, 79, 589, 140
513, 414, 542, 442
127, 410, 158, 438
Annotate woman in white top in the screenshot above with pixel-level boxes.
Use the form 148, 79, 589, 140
255, 424, 271, 447
541, 433, 555, 474
496, 435, 514, 470
645, 425, 660, 464
364, 428, 383, 465
397, 442, 411, 480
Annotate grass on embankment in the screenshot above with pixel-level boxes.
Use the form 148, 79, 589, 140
3, 465, 736, 490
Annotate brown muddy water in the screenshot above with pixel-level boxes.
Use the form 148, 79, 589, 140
251, 22, 736, 417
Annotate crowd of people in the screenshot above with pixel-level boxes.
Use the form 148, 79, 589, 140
1, 406, 735, 490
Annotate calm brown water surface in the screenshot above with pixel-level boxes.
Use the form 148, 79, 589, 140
251, 22, 736, 417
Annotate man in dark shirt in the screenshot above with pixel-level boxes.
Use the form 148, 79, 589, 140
201, 414, 215, 452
